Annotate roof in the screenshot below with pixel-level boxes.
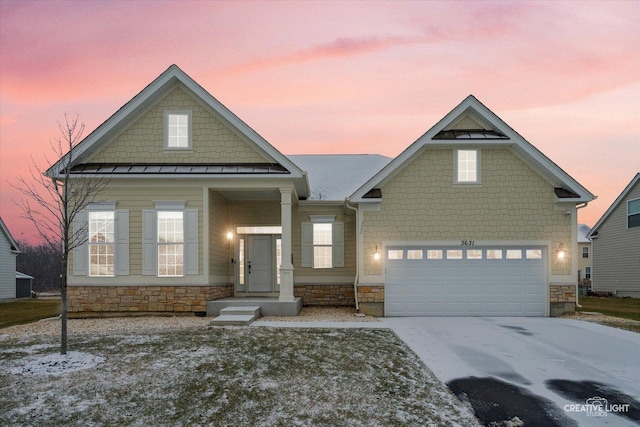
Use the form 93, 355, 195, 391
290, 154, 392, 201
350, 95, 596, 204
587, 173, 640, 238
46, 64, 310, 198
70, 163, 289, 175
577, 224, 592, 243
0, 217, 20, 253
16, 272, 34, 280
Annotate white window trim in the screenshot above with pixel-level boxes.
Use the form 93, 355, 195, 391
301, 220, 344, 269
88, 211, 116, 277
454, 148, 481, 185
164, 110, 192, 150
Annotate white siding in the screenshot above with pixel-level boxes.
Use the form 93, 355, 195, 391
0, 231, 17, 299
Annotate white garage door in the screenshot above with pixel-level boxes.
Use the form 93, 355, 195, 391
385, 246, 547, 317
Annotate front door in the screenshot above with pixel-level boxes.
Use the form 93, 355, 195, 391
247, 235, 273, 292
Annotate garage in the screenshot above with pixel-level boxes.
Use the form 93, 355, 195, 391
385, 246, 547, 317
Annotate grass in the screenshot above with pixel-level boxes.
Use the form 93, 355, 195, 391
0, 299, 61, 329
577, 296, 640, 321
0, 326, 478, 427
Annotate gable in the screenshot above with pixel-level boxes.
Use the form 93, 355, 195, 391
88, 85, 270, 164
350, 95, 595, 204
589, 173, 640, 236
0, 217, 20, 254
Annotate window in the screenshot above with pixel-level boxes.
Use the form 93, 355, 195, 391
88, 211, 115, 277
506, 249, 522, 259
238, 238, 245, 285
628, 199, 640, 228
486, 249, 502, 259
407, 250, 423, 260
447, 249, 463, 259
313, 223, 333, 269
427, 250, 443, 260
166, 112, 191, 148
276, 238, 282, 285
467, 249, 483, 259
582, 246, 589, 258
526, 249, 542, 259
157, 211, 184, 277
456, 149, 480, 183
388, 250, 404, 260
585, 266, 591, 279
301, 220, 344, 269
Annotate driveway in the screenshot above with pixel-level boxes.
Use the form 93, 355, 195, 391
384, 317, 640, 426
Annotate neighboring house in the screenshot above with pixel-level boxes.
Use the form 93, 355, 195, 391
587, 173, 640, 297
47, 65, 594, 317
0, 217, 21, 300
577, 223, 592, 288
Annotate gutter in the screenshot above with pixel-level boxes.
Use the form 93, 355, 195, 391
345, 197, 360, 312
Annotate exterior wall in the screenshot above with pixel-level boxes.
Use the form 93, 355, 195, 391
209, 191, 232, 282
549, 284, 576, 316
577, 242, 591, 284
294, 284, 354, 306
592, 183, 640, 297
0, 233, 17, 300
68, 180, 205, 283
68, 284, 233, 314
362, 148, 573, 278
89, 85, 268, 164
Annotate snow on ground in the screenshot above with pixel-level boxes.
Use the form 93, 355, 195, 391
8, 351, 105, 376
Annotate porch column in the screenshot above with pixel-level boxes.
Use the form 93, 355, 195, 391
279, 188, 295, 302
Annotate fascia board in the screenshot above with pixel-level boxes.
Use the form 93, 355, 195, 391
588, 173, 640, 236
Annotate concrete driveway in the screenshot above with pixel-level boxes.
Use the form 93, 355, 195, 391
383, 317, 640, 426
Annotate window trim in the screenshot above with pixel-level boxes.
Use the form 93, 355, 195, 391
312, 223, 333, 269
582, 246, 589, 258
585, 266, 591, 279
87, 210, 116, 277
454, 148, 481, 184
164, 110, 192, 150
157, 211, 185, 277
628, 198, 640, 229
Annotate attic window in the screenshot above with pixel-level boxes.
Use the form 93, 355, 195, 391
165, 111, 191, 149
433, 129, 508, 140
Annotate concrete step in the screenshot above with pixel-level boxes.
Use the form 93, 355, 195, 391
210, 314, 257, 326
219, 306, 261, 317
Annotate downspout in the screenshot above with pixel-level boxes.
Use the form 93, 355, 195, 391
345, 197, 360, 312
575, 202, 589, 308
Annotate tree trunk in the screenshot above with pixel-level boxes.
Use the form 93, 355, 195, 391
61, 258, 68, 355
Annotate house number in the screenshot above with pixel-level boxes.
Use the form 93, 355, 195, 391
461, 240, 475, 247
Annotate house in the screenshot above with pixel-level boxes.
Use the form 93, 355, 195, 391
587, 173, 640, 297
48, 65, 594, 317
577, 223, 592, 289
0, 217, 21, 300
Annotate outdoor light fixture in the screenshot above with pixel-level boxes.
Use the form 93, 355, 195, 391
557, 243, 566, 260
226, 231, 233, 241
374, 245, 381, 261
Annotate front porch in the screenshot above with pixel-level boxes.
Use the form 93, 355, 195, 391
206, 296, 302, 317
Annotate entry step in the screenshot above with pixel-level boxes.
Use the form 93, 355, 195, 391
210, 306, 261, 326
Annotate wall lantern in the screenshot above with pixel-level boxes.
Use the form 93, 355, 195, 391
373, 245, 381, 261
226, 231, 234, 241
557, 243, 566, 260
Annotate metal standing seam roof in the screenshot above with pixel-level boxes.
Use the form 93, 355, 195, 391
69, 163, 290, 175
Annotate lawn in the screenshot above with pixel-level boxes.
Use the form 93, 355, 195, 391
0, 299, 61, 329
577, 296, 640, 321
0, 325, 478, 426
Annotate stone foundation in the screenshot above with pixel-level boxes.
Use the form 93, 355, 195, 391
357, 285, 384, 316
549, 284, 576, 316
294, 284, 354, 306
68, 284, 233, 314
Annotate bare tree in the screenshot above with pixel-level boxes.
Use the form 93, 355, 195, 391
12, 114, 108, 354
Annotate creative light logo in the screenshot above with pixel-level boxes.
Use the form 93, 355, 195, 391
564, 396, 630, 417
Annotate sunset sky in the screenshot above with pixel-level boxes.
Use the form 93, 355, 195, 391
1, 0, 638, 243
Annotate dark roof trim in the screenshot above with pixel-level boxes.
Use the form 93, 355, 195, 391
70, 163, 290, 175
362, 188, 382, 199
432, 129, 509, 140
554, 187, 581, 199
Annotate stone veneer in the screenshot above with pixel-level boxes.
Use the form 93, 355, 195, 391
549, 284, 576, 317
68, 285, 233, 314
357, 285, 385, 317
294, 284, 354, 306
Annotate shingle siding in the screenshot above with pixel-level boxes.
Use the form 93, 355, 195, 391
591, 182, 640, 296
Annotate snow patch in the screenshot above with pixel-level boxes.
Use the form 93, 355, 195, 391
8, 351, 105, 376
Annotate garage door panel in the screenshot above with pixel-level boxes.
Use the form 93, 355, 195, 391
385, 246, 547, 317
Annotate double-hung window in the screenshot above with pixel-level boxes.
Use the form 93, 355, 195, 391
88, 211, 115, 277
165, 111, 191, 149
157, 211, 184, 277
455, 149, 480, 184
628, 199, 640, 228
301, 216, 344, 269
582, 246, 589, 258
